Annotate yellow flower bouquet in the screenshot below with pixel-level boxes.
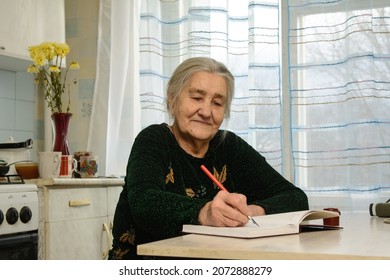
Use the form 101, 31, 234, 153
27, 42, 80, 113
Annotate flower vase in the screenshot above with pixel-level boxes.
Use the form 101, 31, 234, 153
51, 112, 72, 155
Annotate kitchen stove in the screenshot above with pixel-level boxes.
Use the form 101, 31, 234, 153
0, 175, 38, 259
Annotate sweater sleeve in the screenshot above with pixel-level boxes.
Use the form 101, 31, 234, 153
226, 132, 309, 214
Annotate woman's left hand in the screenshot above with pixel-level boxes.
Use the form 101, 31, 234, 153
248, 204, 266, 216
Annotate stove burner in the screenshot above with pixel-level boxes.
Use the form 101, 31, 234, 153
0, 175, 25, 184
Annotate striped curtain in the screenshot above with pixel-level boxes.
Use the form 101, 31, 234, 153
139, 0, 283, 172
137, 0, 390, 210
289, 0, 390, 209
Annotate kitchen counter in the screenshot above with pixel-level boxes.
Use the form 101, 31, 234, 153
26, 177, 125, 188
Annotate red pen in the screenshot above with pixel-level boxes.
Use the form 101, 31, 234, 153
200, 164, 260, 227
200, 164, 227, 191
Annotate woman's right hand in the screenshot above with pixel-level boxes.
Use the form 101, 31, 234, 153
198, 191, 251, 227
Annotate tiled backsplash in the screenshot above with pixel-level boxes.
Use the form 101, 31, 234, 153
0, 69, 38, 159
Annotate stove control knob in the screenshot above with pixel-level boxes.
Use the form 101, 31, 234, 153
20, 206, 33, 223
6, 207, 19, 225
0, 210, 4, 225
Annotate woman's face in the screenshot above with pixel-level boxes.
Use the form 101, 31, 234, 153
171, 71, 227, 144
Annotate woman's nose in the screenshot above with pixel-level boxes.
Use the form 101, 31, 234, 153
198, 101, 212, 117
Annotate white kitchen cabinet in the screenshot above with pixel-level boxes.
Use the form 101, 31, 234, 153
0, 0, 65, 71
33, 178, 123, 260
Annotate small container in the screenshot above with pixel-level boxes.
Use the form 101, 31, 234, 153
323, 207, 341, 226
15, 162, 39, 179
73, 151, 93, 178
79, 155, 98, 178
59, 155, 77, 178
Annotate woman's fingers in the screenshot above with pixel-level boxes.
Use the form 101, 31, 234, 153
198, 191, 250, 226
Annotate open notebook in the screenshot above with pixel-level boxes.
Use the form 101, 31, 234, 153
182, 210, 341, 239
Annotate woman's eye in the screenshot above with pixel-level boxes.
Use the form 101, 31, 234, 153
213, 101, 223, 107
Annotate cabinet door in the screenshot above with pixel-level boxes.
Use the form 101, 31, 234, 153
43, 186, 109, 259
0, 0, 65, 63
45, 217, 109, 260
40, 185, 123, 260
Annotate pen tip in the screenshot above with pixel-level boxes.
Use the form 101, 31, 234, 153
248, 216, 260, 227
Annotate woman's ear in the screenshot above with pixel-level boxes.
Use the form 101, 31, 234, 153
168, 95, 175, 116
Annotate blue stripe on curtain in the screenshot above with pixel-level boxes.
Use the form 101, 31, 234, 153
288, 0, 390, 198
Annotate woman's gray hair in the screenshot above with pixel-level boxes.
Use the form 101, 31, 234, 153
166, 57, 235, 118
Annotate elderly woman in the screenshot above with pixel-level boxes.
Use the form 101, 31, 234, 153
109, 57, 308, 259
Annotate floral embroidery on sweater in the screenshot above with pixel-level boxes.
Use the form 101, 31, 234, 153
185, 188, 196, 197
165, 166, 174, 184
213, 165, 227, 185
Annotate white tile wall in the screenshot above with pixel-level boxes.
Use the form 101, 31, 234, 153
0, 69, 36, 147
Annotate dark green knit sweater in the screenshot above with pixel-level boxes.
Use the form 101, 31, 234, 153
109, 123, 308, 259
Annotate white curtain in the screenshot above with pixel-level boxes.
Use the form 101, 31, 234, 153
91, 0, 390, 211
289, 0, 390, 210
88, 0, 141, 177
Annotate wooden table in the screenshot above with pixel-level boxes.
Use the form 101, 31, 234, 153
137, 212, 390, 259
